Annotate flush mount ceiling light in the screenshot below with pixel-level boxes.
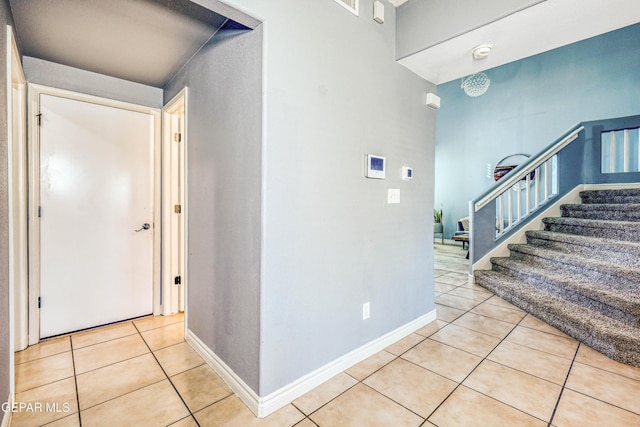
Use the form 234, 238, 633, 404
472, 44, 493, 60
461, 72, 491, 97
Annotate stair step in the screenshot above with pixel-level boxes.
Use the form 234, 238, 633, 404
489, 256, 640, 326
474, 270, 640, 367
561, 203, 640, 222
543, 217, 640, 242
580, 189, 640, 204
505, 243, 640, 286
525, 230, 640, 266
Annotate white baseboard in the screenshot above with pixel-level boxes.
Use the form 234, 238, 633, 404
186, 309, 437, 418
1, 394, 13, 427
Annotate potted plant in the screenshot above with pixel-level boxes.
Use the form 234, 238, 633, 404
434, 206, 444, 235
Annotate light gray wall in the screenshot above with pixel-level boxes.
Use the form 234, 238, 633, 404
223, 0, 436, 395
0, 0, 13, 407
22, 57, 163, 108
396, 0, 544, 59
164, 23, 264, 392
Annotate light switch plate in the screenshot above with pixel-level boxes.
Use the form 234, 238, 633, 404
388, 188, 400, 204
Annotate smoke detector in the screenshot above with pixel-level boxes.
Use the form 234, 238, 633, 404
472, 44, 493, 60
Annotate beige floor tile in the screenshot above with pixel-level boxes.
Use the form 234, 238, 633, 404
402, 338, 482, 382
435, 272, 470, 285
385, 333, 425, 356
195, 396, 304, 427
447, 286, 493, 303
294, 419, 318, 427
452, 311, 515, 339
364, 358, 457, 418
506, 326, 578, 360
310, 383, 424, 427
71, 322, 138, 349
435, 294, 479, 311
464, 359, 561, 421
140, 322, 185, 351
12, 377, 78, 427
481, 295, 523, 311
430, 324, 501, 358
435, 304, 466, 323
154, 341, 205, 376
76, 353, 165, 410
44, 413, 81, 427
434, 282, 458, 293
434, 269, 449, 277
73, 333, 149, 374
15, 351, 75, 393
171, 364, 233, 412
428, 385, 546, 427
552, 388, 640, 426
345, 350, 395, 381
414, 319, 448, 337
293, 372, 358, 415
565, 362, 640, 414
168, 416, 200, 427
133, 313, 184, 332
15, 336, 71, 364
470, 301, 526, 324
519, 314, 570, 338
488, 340, 573, 385
574, 344, 640, 382
81, 380, 189, 427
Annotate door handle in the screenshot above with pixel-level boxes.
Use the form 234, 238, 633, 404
135, 223, 150, 232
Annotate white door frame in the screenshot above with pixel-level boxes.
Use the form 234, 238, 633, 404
27, 84, 162, 344
162, 88, 188, 315
7, 24, 27, 397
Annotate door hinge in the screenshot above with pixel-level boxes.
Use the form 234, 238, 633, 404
174, 204, 181, 214
38, 206, 42, 218
174, 132, 182, 142
174, 276, 182, 285
36, 113, 43, 126
38, 297, 41, 308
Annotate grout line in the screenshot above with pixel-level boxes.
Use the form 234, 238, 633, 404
69, 336, 83, 426
132, 321, 200, 427
547, 343, 581, 427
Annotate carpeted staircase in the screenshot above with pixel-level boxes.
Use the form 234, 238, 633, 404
475, 188, 640, 367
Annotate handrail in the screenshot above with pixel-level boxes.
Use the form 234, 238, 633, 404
474, 125, 584, 212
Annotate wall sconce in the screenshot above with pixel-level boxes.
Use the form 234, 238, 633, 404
373, 1, 384, 23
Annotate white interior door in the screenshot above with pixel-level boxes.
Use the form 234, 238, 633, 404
39, 93, 155, 337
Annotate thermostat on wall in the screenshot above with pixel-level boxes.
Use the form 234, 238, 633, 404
365, 154, 386, 179
402, 166, 413, 180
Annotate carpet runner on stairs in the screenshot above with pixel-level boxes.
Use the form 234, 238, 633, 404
474, 188, 640, 367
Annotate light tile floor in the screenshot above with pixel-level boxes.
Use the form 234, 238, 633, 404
11, 242, 640, 426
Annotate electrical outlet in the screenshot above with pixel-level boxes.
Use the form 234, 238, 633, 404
363, 302, 370, 320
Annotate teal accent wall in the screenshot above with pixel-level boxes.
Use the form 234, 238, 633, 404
435, 23, 640, 238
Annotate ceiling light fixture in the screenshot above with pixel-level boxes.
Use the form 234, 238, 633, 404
461, 73, 491, 97
472, 44, 493, 60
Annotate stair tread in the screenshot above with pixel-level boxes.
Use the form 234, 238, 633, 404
525, 230, 640, 253
489, 256, 640, 309
562, 203, 640, 211
543, 217, 640, 229
505, 243, 640, 279
475, 270, 640, 366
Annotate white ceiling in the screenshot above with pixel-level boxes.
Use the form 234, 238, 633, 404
9, 0, 230, 87
398, 0, 640, 85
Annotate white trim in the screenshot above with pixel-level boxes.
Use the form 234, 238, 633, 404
1, 394, 13, 427
161, 88, 188, 316
186, 329, 260, 415
27, 84, 162, 342
186, 309, 436, 418
471, 181, 640, 272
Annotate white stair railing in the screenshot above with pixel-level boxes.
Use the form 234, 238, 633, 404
601, 127, 640, 173
475, 126, 583, 238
